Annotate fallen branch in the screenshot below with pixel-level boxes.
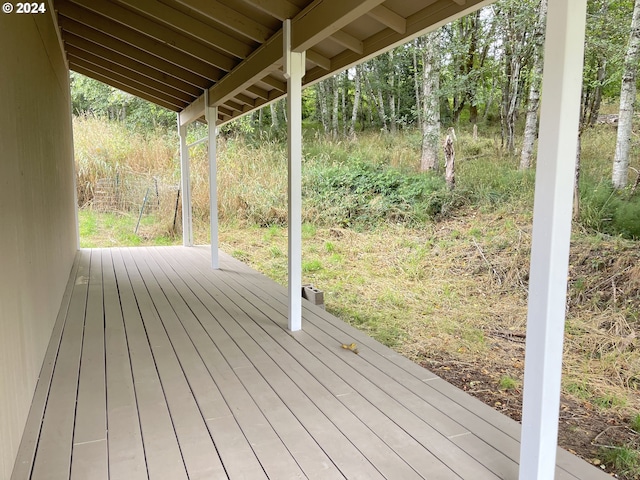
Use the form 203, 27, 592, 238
489, 329, 527, 343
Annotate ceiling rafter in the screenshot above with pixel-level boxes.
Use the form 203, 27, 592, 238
306, 50, 330, 70
57, 2, 222, 83
170, 0, 273, 43
58, 19, 211, 90
246, 85, 269, 100
64, 38, 201, 97
240, 0, 367, 57
56, 0, 489, 126
239, 0, 299, 21
69, 59, 188, 110
305, 0, 488, 85
367, 5, 407, 34
330, 30, 364, 54
67, 0, 237, 71
208, 0, 385, 109
291, 0, 384, 52
115, 0, 253, 59
68, 50, 195, 104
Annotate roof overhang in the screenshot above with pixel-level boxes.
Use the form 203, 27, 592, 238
54, 0, 492, 126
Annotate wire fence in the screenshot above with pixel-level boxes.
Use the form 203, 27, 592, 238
91, 175, 182, 233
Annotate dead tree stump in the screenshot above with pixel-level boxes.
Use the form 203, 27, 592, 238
444, 133, 455, 190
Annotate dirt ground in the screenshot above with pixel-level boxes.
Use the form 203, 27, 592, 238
422, 337, 639, 478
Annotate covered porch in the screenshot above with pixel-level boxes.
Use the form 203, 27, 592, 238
11, 246, 607, 479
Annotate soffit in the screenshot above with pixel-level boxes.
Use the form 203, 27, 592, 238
54, 0, 490, 124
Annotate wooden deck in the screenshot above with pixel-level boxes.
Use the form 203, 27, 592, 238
11, 246, 609, 480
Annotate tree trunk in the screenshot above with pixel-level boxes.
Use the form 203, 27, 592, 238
317, 81, 330, 133
420, 32, 440, 171
520, 0, 548, 170
270, 102, 279, 129
332, 77, 339, 138
613, 0, 640, 189
587, 57, 607, 126
377, 88, 387, 132
413, 41, 422, 127
342, 72, 348, 136
444, 132, 455, 190
349, 65, 362, 137
388, 51, 397, 134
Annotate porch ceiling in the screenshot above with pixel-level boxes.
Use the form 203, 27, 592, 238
54, 0, 489, 125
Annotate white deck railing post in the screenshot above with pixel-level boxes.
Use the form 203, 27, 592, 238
284, 19, 305, 332
178, 114, 193, 247
519, 1, 587, 478
205, 91, 219, 269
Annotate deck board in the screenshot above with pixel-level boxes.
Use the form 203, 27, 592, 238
111, 249, 188, 480
12, 246, 612, 480
10, 254, 80, 480
208, 249, 581, 480
71, 250, 108, 480
102, 249, 148, 480
31, 250, 91, 480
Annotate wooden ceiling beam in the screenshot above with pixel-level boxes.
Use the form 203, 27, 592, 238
223, 100, 244, 112
69, 61, 186, 110
169, 0, 273, 43
63, 34, 202, 96
306, 50, 330, 70
207, 0, 383, 107
259, 75, 286, 92
208, 29, 282, 106
246, 85, 269, 100
235, 93, 256, 106
240, 0, 364, 57
240, 0, 299, 21
305, 0, 488, 85
330, 30, 363, 54
67, 0, 237, 71
291, 0, 385, 52
179, 94, 205, 126
367, 5, 407, 34
66, 47, 196, 103
57, 4, 221, 83
218, 105, 234, 117
116, 0, 253, 59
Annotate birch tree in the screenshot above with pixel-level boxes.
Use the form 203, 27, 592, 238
520, 0, 548, 170
349, 65, 362, 137
613, 0, 640, 189
420, 33, 441, 171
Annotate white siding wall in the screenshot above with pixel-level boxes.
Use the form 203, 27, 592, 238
0, 10, 77, 478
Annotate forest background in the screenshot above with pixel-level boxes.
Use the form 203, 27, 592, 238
73, 0, 640, 477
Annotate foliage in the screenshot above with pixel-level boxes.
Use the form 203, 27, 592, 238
578, 179, 640, 239
600, 446, 640, 478
70, 72, 176, 132
304, 160, 450, 225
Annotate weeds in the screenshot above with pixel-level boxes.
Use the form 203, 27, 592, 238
600, 446, 640, 478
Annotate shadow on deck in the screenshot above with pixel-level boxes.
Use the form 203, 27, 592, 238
11, 246, 609, 479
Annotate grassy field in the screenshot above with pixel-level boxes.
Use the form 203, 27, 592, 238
76, 115, 640, 478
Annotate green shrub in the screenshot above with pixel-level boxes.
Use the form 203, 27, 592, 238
579, 180, 640, 239
304, 160, 451, 226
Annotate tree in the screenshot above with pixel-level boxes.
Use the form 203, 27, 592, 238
520, 0, 548, 170
495, 0, 538, 153
420, 32, 441, 171
349, 65, 362, 137
613, 0, 640, 189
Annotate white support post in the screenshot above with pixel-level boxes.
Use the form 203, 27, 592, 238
519, 1, 587, 479
284, 19, 305, 332
205, 92, 219, 269
178, 114, 193, 247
